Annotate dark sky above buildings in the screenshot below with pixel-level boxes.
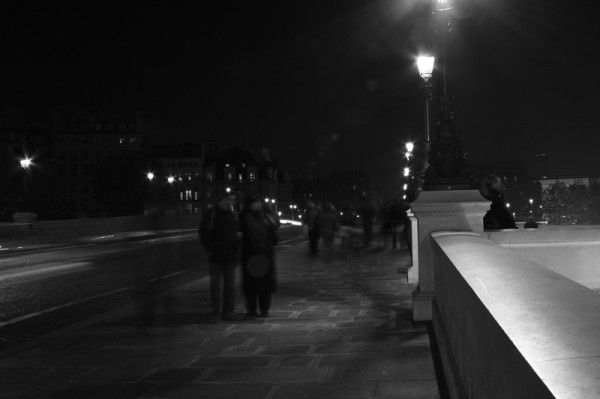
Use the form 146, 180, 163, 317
2, 0, 599, 197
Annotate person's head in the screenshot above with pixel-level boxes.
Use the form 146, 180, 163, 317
245, 193, 263, 212
216, 193, 236, 211
481, 175, 503, 199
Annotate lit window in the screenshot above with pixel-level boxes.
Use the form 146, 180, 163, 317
227, 172, 233, 181
119, 137, 125, 144
238, 174, 243, 182
129, 137, 137, 143
249, 171, 256, 181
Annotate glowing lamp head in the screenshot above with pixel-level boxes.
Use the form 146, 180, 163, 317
417, 56, 435, 81
404, 167, 410, 177
147, 172, 154, 181
405, 142, 414, 153
20, 158, 32, 169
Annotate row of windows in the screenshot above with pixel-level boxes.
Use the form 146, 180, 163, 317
58, 122, 136, 131
163, 160, 201, 168
58, 148, 130, 161
57, 136, 138, 145
58, 164, 90, 177
205, 169, 257, 182
60, 181, 91, 194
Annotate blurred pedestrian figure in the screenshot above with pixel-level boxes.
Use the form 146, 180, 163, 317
319, 202, 338, 250
240, 193, 280, 319
381, 199, 404, 249
359, 196, 376, 247
303, 200, 321, 256
200, 193, 242, 323
480, 175, 517, 230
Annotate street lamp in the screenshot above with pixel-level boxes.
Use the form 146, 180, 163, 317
405, 142, 414, 160
271, 198, 277, 213
417, 56, 435, 143
289, 204, 297, 220
167, 176, 175, 184
225, 187, 231, 193
147, 172, 154, 181
404, 167, 410, 177
19, 157, 32, 211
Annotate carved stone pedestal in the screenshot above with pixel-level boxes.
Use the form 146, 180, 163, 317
410, 190, 488, 322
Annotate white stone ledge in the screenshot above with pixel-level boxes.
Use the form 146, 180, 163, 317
431, 231, 600, 399
486, 225, 600, 290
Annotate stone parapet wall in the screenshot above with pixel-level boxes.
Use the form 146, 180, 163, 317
486, 225, 600, 289
430, 231, 600, 399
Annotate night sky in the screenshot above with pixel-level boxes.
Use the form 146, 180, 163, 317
3, 0, 599, 197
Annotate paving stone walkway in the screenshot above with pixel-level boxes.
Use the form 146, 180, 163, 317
0, 240, 444, 399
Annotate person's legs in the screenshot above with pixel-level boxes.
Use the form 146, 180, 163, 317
222, 262, 237, 317
209, 261, 223, 315
243, 270, 258, 317
257, 276, 271, 317
309, 230, 320, 255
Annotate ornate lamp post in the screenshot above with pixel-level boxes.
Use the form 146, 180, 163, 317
416, 57, 434, 143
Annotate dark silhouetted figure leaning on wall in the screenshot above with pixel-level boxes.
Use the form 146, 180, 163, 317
480, 175, 517, 230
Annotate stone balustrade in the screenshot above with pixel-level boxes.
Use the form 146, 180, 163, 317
486, 225, 600, 290
430, 230, 600, 399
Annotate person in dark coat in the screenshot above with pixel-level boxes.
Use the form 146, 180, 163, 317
481, 175, 517, 230
303, 200, 321, 256
359, 196, 376, 247
239, 193, 280, 319
200, 193, 242, 323
319, 202, 338, 249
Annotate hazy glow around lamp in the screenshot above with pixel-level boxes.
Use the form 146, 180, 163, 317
417, 56, 435, 81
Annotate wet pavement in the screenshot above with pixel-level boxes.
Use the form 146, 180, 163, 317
0, 235, 445, 399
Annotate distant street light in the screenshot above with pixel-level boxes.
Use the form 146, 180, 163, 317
405, 142, 414, 160
167, 176, 175, 184
417, 56, 435, 142
20, 157, 32, 211
225, 187, 231, 193
147, 172, 154, 181
404, 167, 410, 177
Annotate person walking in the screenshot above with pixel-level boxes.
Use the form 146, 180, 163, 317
239, 193, 280, 319
319, 202, 338, 250
303, 200, 321, 256
359, 196, 376, 247
200, 193, 243, 323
